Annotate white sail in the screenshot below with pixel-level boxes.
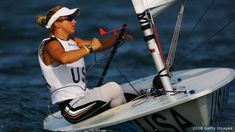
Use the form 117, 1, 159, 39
132, 0, 176, 17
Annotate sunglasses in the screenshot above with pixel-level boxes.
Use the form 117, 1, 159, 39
57, 15, 76, 22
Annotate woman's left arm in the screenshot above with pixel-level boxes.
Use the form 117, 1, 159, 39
98, 34, 133, 51
73, 34, 133, 52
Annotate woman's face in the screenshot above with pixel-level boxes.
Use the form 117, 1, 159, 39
56, 15, 77, 34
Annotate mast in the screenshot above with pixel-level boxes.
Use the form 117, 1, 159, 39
131, 0, 176, 93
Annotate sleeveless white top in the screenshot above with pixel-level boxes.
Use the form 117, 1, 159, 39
38, 37, 89, 104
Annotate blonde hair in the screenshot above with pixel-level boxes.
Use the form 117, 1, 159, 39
36, 6, 62, 28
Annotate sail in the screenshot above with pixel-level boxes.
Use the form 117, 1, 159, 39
132, 0, 176, 17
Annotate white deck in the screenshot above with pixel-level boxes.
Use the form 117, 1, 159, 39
44, 68, 235, 131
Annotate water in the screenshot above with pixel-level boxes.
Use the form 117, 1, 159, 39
0, 0, 235, 131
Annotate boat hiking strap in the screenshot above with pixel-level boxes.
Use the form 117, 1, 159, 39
166, 0, 187, 71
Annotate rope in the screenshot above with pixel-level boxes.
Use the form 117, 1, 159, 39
131, 93, 152, 107
180, 19, 234, 61
112, 62, 141, 95
166, 0, 186, 69
181, 0, 216, 47
146, 0, 166, 62
96, 24, 128, 86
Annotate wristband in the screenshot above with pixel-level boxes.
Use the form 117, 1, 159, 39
85, 45, 93, 53
83, 46, 90, 53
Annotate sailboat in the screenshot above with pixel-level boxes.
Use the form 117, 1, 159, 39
43, 0, 235, 131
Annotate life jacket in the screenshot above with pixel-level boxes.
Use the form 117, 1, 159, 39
38, 36, 89, 104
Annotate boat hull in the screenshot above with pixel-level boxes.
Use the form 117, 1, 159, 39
133, 85, 229, 132
43, 68, 235, 131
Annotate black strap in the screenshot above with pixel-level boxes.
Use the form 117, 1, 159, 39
158, 68, 170, 77
96, 24, 128, 87
144, 34, 155, 42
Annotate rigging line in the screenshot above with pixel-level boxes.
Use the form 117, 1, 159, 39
88, 41, 141, 95
181, 0, 216, 47
112, 62, 141, 96
166, 0, 186, 69
145, 0, 166, 62
180, 19, 234, 62
86, 41, 125, 76
152, 21, 166, 63
87, 51, 116, 72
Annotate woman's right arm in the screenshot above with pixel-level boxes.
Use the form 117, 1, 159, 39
43, 40, 90, 65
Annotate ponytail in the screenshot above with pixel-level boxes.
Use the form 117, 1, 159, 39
36, 15, 47, 28
35, 6, 62, 29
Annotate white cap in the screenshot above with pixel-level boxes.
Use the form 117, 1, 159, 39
45, 7, 80, 29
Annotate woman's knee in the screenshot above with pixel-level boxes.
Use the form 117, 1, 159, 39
104, 82, 124, 95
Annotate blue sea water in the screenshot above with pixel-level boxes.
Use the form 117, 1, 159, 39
0, 0, 235, 131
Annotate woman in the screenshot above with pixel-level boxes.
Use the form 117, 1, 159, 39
36, 6, 134, 123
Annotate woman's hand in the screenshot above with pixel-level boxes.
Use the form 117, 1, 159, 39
121, 33, 134, 41
90, 37, 102, 51
91, 33, 134, 52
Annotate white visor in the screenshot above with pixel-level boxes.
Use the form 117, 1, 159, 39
45, 7, 80, 29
